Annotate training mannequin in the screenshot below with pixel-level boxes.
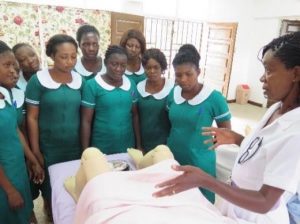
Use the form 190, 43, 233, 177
64, 145, 174, 202
128, 144, 174, 169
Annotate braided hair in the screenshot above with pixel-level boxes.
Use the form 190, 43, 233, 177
262, 31, 300, 69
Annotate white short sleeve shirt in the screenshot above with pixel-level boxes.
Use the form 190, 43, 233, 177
221, 102, 300, 224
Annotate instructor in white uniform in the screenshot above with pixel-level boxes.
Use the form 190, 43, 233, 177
153, 32, 300, 224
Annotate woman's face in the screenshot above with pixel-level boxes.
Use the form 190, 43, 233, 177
260, 50, 296, 101
174, 63, 200, 92
15, 45, 40, 74
106, 53, 127, 82
144, 58, 163, 81
125, 38, 141, 59
0, 51, 16, 87
51, 43, 77, 73
79, 32, 99, 60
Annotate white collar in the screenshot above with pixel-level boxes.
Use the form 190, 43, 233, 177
261, 102, 300, 131
95, 74, 131, 91
37, 69, 82, 89
173, 85, 213, 105
74, 58, 106, 77
137, 78, 175, 100
125, 64, 144, 76
0, 87, 12, 108
16, 70, 28, 92
11, 88, 25, 108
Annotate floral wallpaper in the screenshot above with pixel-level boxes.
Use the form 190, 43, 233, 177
0, 2, 41, 53
0, 1, 111, 67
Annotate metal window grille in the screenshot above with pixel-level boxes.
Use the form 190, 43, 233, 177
144, 17, 203, 78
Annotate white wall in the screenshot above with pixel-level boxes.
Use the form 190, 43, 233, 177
5, 0, 300, 105
246, 0, 300, 106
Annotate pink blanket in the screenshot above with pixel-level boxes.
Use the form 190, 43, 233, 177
74, 159, 235, 224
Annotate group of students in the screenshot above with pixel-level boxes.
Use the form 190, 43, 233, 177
0, 23, 299, 224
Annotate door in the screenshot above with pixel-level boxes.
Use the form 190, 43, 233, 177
201, 23, 237, 97
111, 12, 144, 45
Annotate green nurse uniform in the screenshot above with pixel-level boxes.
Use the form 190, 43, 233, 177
25, 69, 83, 200
137, 78, 174, 152
14, 81, 43, 200
125, 65, 146, 85
167, 85, 231, 203
0, 87, 33, 224
74, 58, 106, 81
81, 74, 137, 154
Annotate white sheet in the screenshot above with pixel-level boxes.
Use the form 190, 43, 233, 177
49, 147, 239, 224
49, 153, 136, 224
74, 159, 236, 224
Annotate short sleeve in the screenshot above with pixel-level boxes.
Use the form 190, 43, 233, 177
211, 91, 231, 122
25, 74, 42, 106
81, 80, 96, 108
264, 135, 300, 193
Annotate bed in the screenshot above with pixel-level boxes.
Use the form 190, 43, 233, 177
49, 153, 136, 224
49, 147, 238, 224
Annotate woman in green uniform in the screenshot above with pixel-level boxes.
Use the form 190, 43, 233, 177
13, 43, 40, 92
120, 29, 147, 84
167, 44, 231, 203
74, 24, 106, 80
137, 48, 174, 152
13, 43, 47, 222
0, 40, 38, 224
81, 45, 141, 154
26, 34, 83, 217
2, 61, 24, 127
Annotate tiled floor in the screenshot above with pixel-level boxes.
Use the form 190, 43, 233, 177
33, 103, 267, 224
229, 103, 266, 135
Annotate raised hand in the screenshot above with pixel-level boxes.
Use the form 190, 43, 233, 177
202, 127, 244, 149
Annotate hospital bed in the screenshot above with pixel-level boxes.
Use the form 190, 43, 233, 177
49, 146, 238, 224
49, 153, 136, 224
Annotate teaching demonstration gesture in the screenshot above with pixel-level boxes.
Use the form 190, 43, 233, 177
202, 127, 244, 149
153, 164, 212, 197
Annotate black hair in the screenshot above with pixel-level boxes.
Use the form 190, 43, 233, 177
104, 45, 127, 64
46, 34, 78, 57
172, 45, 200, 69
0, 40, 12, 54
261, 31, 300, 69
76, 24, 100, 43
119, 29, 146, 55
12, 43, 33, 54
142, 48, 167, 71
178, 44, 201, 62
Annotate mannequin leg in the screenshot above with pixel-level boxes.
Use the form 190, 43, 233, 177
64, 147, 111, 202
81, 147, 111, 182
